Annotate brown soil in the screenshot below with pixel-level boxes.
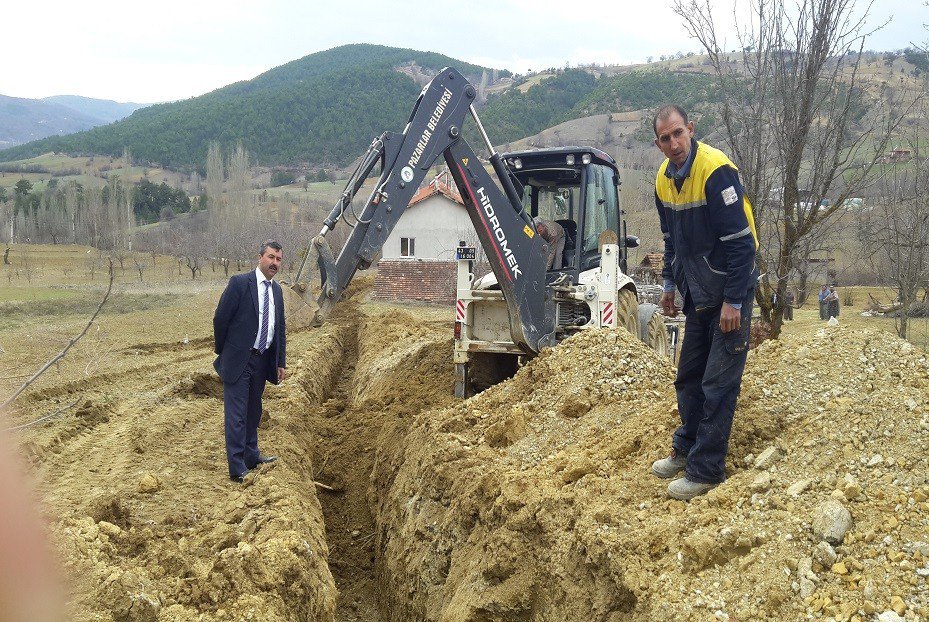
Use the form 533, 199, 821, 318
374, 325, 929, 622
9, 278, 929, 622
308, 306, 456, 621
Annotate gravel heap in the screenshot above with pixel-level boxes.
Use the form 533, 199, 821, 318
376, 324, 929, 622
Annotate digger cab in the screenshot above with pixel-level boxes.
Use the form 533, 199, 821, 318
502, 147, 635, 278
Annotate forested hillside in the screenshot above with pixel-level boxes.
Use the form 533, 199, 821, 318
1, 42, 908, 171
0, 45, 501, 169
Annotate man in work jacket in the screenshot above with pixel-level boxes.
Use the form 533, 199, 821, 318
649, 104, 758, 501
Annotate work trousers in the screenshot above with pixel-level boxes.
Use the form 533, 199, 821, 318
223, 349, 268, 477
672, 291, 753, 483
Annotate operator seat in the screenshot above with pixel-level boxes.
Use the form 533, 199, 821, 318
556, 219, 576, 267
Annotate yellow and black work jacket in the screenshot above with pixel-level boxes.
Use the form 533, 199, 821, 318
654, 139, 758, 311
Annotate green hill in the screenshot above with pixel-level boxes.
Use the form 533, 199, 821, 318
0, 44, 502, 169
0, 39, 733, 171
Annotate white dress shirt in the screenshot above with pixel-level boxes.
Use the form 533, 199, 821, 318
253, 268, 275, 349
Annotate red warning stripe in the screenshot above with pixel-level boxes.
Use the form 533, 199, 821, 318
456, 299, 466, 321
602, 302, 614, 326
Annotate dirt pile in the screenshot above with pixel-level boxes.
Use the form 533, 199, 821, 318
376, 325, 929, 621
14, 309, 361, 621
14, 275, 929, 622
11, 271, 459, 622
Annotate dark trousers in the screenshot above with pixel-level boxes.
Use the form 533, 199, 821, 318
224, 350, 268, 477
673, 292, 753, 483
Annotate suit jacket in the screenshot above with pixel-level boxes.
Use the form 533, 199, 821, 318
213, 271, 286, 385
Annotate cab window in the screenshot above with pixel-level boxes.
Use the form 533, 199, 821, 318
582, 164, 619, 256
522, 184, 577, 222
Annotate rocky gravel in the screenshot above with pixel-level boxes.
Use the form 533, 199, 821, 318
377, 323, 929, 622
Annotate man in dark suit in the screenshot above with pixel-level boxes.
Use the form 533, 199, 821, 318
213, 240, 287, 482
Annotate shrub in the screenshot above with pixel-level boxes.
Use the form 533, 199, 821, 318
271, 170, 296, 187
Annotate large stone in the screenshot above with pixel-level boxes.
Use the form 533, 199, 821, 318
813, 541, 837, 567
799, 577, 816, 598
754, 446, 784, 470
842, 473, 863, 500
787, 479, 811, 496
812, 500, 853, 544
750, 472, 771, 493
138, 473, 162, 494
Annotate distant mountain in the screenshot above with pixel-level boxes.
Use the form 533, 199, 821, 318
0, 95, 101, 149
0, 44, 507, 168
42, 95, 149, 124
0, 94, 149, 150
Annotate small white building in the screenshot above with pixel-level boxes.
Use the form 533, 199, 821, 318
382, 172, 474, 260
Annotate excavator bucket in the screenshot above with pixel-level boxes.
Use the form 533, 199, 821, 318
289, 235, 338, 327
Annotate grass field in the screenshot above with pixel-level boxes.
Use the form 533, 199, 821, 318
0, 153, 189, 193
0, 286, 77, 303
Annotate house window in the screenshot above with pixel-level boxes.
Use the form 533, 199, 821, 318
401, 237, 415, 257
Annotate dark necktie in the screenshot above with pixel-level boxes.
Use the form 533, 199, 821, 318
258, 281, 270, 353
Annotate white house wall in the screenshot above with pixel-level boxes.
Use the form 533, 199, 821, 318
382, 195, 476, 260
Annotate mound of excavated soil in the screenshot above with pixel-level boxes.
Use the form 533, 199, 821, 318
16, 288, 458, 621
35, 314, 351, 622
16, 274, 929, 622
12, 288, 398, 621
376, 325, 929, 622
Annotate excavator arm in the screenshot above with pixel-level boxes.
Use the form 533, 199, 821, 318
292, 67, 556, 353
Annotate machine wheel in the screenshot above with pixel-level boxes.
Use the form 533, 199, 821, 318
638, 303, 669, 357
616, 288, 641, 339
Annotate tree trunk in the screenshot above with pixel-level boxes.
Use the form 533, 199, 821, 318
796, 270, 809, 307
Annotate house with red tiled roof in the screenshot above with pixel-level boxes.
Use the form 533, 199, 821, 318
382, 170, 475, 260
631, 252, 664, 284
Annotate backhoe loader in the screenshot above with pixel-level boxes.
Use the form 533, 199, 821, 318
291, 67, 668, 397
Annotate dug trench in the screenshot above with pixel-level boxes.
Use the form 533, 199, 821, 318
305, 305, 457, 621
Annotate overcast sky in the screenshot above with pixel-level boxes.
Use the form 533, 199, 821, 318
3, 0, 925, 103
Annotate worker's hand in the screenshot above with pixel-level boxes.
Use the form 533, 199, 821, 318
660, 291, 679, 318
719, 303, 741, 333
278, 367, 287, 383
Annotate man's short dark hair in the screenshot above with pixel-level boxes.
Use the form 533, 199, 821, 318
259, 240, 283, 256
653, 104, 689, 136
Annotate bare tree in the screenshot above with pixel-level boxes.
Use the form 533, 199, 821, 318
111, 248, 129, 271
133, 256, 148, 282
86, 254, 99, 280
206, 141, 225, 231
123, 148, 134, 251
63, 180, 81, 243
673, 0, 911, 336
859, 106, 929, 338
81, 186, 105, 248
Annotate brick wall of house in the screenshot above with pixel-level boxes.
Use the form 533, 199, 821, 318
372, 258, 493, 304
372, 259, 458, 304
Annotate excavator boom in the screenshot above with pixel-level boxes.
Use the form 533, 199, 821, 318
293, 67, 556, 353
